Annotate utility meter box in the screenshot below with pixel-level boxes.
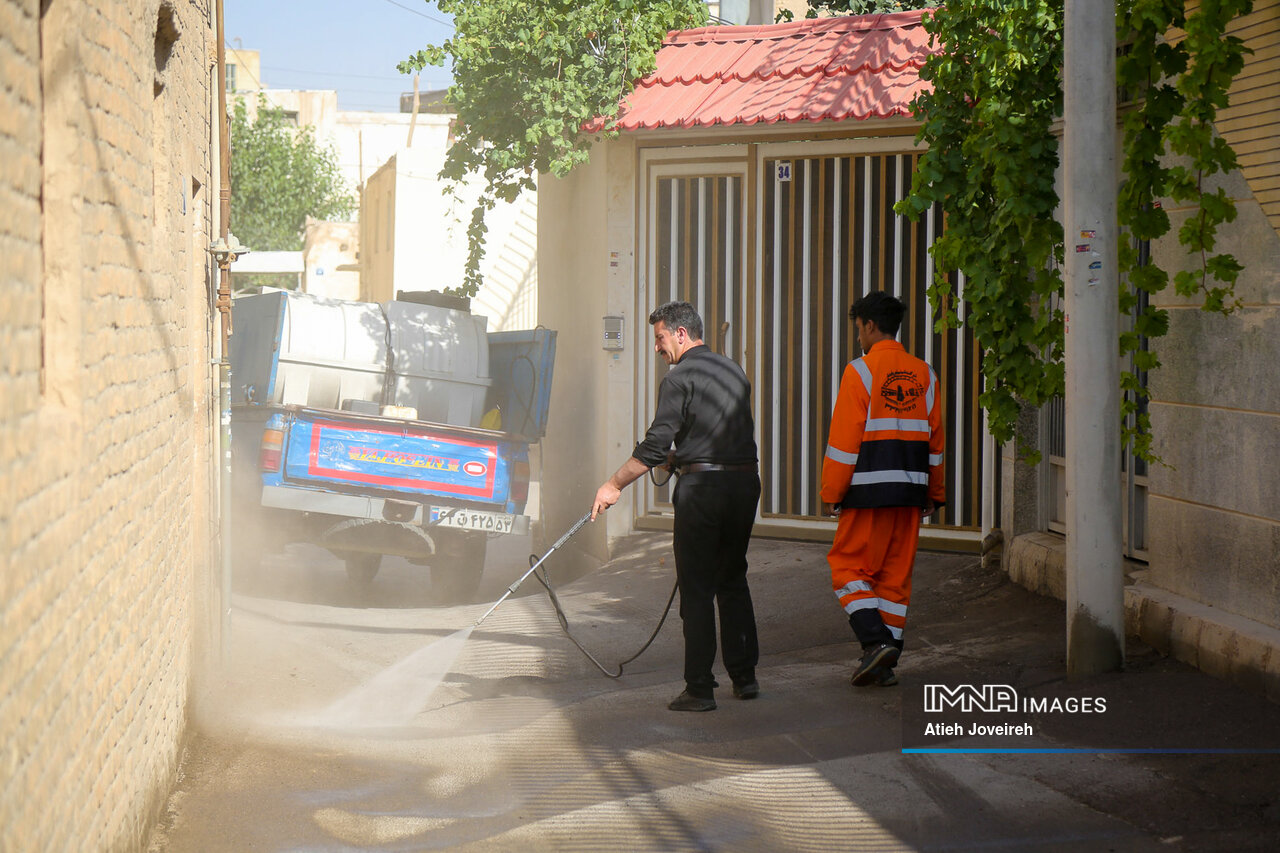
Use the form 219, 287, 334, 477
603, 315, 624, 351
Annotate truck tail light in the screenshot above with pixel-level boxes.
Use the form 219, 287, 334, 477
259, 426, 284, 472
510, 458, 530, 505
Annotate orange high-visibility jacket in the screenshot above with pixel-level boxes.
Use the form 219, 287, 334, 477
821, 339, 946, 510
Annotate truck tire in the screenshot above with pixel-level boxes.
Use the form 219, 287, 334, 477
344, 552, 382, 586
433, 533, 486, 603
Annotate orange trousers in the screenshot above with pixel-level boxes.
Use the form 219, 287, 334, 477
827, 505, 921, 646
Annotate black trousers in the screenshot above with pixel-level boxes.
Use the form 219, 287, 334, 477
671, 470, 761, 697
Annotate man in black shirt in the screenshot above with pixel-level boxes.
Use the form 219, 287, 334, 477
592, 301, 762, 712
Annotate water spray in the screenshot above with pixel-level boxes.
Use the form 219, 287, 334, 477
315, 505, 677, 728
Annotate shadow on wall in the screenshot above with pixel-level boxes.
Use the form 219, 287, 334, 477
56, 19, 192, 393
474, 190, 538, 332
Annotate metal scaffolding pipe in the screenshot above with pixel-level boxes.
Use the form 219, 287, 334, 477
215, 0, 234, 660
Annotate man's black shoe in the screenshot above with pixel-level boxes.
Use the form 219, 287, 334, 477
851, 643, 901, 686
668, 690, 717, 712
732, 680, 760, 700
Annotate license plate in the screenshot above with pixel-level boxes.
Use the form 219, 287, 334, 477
429, 506, 515, 533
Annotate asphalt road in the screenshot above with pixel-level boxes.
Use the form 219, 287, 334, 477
146, 532, 1280, 851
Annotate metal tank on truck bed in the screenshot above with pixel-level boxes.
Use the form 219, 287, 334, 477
229, 289, 555, 602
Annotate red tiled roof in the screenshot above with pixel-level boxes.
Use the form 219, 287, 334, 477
608, 9, 939, 131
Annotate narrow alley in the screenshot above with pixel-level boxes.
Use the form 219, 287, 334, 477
147, 534, 1280, 851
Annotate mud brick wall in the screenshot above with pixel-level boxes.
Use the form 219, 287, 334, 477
0, 0, 217, 849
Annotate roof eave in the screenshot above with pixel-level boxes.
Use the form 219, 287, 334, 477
609, 114, 923, 143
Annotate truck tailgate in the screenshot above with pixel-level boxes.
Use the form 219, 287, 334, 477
282, 412, 511, 505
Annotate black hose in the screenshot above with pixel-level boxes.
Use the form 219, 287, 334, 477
513, 470, 681, 678
529, 552, 679, 679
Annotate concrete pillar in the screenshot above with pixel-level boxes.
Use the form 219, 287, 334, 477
748, 0, 774, 26
1063, 0, 1125, 675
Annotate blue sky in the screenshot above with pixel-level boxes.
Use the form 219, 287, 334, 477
223, 0, 455, 112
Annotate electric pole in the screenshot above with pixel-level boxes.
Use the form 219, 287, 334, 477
1063, 0, 1126, 676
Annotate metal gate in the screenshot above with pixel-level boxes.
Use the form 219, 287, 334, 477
1045, 265, 1150, 559
643, 162, 748, 509
758, 147, 982, 529
651, 173, 747, 362
639, 144, 984, 531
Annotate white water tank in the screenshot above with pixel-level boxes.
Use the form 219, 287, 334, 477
231, 290, 388, 410
231, 291, 494, 427
384, 300, 492, 426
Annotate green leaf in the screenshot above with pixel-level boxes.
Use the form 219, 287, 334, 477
229, 95, 356, 269
900, 0, 1246, 462
406, 0, 707, 297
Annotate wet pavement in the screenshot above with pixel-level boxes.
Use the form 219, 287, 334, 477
146, 532, 1280, 851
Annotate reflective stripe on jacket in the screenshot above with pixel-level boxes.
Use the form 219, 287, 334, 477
820, 339, 946, 510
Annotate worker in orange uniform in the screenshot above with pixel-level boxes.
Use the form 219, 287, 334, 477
821, 291, 945, 687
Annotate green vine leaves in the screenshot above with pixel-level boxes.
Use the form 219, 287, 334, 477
230, 95, 356, 253
898, 0, 1251, 462
896, 0, 1067, 450
399, 0, 707, 299
1116, 0, 1251, 463
778, 0, 930, 20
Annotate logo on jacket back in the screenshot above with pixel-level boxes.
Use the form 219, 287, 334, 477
880, 370, 925, 413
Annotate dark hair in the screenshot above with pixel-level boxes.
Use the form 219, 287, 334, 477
648, 301, 704, 341
849, 291, 905, 336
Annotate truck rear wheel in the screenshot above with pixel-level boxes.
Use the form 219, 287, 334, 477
344, 552, 382, 585
433, 533, 486, 603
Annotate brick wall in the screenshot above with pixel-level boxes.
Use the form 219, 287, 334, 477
0, 0, 217, 849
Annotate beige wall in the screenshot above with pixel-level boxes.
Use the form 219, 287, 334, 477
246, 87, 339, 134
1, 0, 216, 849
1143, 0, 1280, 629
335, 110, 446, 195
232, 88, 422, 202
359, 155, 397, 302
537, 141, 623, 569
360, 146, 539, 332
225, 47, 260, 93
1146, 163, 1280, 628
303, 217, 360, 300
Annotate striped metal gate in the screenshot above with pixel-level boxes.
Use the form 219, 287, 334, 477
759, 149, 982, 529
645, 167, 748, 507
651, 173, 747, 363
640, 144, 984, 531
1045, 269, 1150, 559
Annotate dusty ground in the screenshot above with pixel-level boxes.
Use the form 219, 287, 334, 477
147, 532, 1280, 851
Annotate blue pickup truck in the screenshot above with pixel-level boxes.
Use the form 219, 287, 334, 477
229, 290, 555, 601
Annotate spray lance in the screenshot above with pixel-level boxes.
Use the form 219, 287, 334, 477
472, 507, 679, 679
474, 510, 592, 627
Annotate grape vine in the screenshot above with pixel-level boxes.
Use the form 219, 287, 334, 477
898, 0, 1251, 460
